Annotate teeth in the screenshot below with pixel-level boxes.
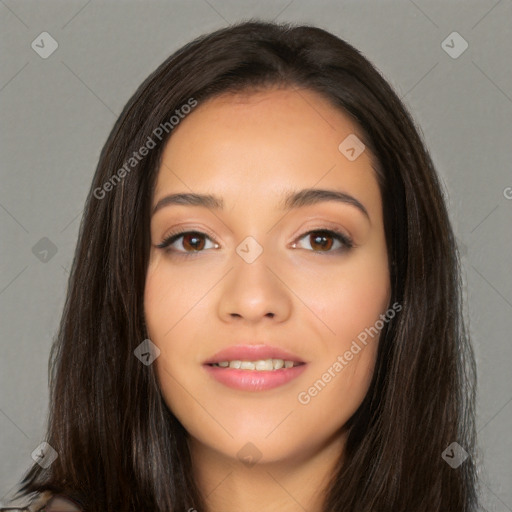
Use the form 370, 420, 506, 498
212, 359, 300, 370
273, 359, 284, 369
255, 359, 272, 371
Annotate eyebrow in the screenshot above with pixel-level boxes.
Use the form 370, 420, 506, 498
152, 188, 370, 220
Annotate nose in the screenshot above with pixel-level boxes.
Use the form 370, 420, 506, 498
216, 249, 293, 325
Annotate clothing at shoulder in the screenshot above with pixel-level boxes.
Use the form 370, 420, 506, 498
0, 491, 83, 512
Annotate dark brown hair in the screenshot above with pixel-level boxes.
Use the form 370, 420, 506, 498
12, 20, 480, 511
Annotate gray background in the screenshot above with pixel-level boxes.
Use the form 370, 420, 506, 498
0, 0, 511, 509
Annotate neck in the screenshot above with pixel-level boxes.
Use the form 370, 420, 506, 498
188, 431, 347, 512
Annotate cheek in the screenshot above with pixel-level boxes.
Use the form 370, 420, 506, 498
143, 260, 213, 410
294, 286, 388, 435
307, 253, 390, 348
144, 258, 210, 344
143, 262, 188, 376
296, 251, 390, 408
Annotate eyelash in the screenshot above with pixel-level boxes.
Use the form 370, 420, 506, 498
155, 228, 354, 258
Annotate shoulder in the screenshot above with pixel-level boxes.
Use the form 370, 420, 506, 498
0, 492, 83, 512
40, 495, 83, 512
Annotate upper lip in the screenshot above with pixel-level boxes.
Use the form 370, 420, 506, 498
203, 344, 305, 365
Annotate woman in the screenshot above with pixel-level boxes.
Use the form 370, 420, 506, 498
4, 20, 480, 512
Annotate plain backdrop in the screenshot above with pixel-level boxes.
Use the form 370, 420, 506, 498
1, 0, 511, 509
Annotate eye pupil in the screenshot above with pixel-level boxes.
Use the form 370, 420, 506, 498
310, 231, 333, 251
183, 232, 205, 251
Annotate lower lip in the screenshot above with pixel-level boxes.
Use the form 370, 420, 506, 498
203, 364, 307, 391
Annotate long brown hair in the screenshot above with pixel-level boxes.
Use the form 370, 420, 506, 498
13, 20, 480, 511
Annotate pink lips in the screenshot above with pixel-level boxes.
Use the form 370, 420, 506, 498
202, 344, 307, 391
203, 344, 305, 365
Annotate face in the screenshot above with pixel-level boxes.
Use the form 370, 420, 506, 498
144, 87, 391, 466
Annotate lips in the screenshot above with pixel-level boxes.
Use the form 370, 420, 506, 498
202, 343, 307, 391
202, 344, 305, 365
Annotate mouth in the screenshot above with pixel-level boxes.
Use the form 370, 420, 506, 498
202, 344, 307, 391
207, 359, 305, 371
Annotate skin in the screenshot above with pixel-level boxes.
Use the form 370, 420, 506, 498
144, 87, 391, 512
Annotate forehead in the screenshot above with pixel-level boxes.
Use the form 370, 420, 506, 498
153, 87, 381, 217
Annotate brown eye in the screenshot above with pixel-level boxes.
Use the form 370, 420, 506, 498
294, 229, 353, 253
309, 231, 334, 251
181, 232, 206, 251
156, 231, 218, 254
